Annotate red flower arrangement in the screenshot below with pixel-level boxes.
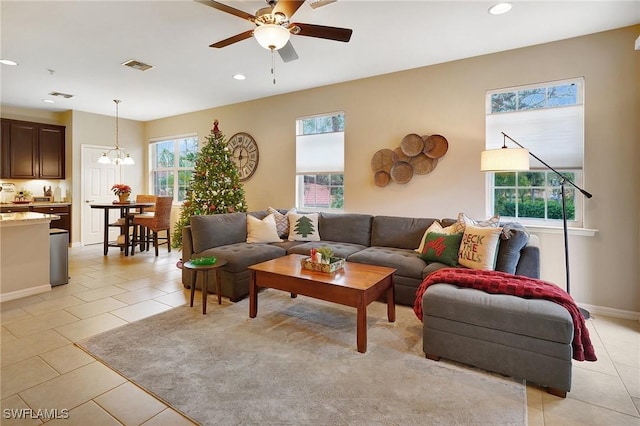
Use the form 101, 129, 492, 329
111, 183, 132, 196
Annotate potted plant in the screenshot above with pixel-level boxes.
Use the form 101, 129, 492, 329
111, 183, 132, 203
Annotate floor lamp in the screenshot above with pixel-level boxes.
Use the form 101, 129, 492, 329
481, 132, 593, 319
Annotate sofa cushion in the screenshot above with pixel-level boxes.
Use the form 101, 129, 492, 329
419, 232, 463, 267
194, 242, 286, 273
247, 214, 282, 244
348, 247, 425, 279
287, 241, 367, 259
319, 213, 373, 246
458, 225, 502, 270
371, 216, 436, 249
423, 283, 574, 344
495, 222, 530, 274
190, 212, 247, 253
288, 213, 320, 241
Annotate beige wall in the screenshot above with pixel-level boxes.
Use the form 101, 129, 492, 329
145, 25, 640, 316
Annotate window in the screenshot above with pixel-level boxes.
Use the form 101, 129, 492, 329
486, 79, 584, 226
296, 113, 344, 211
149, 135, 198, 202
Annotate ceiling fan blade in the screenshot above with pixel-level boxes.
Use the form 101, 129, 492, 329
195, 0, 256, 22
307, 0, 337, 9
210, 29, 254, 48
273, 1, 306, 19
291, 23, 352, 42
278, 41, 299, 62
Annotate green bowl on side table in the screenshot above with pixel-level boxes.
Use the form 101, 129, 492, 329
190, 257, 217, 266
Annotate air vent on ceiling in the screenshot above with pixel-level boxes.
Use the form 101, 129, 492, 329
121, 59, 155, 72
307, 0, 336, 9
49, 91, 74, 99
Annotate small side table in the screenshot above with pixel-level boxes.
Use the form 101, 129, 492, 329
183, 259, 227, 314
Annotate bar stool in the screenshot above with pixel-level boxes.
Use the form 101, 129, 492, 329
183, 259, 227, 314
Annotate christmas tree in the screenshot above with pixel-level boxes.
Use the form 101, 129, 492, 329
172, 120, 247, 249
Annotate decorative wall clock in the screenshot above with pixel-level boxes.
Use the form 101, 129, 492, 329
228, 132, 259, 181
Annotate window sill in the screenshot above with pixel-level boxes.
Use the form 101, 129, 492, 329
524, 224, 598, 237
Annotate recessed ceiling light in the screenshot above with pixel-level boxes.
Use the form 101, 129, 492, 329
42, 99, 55, 104
0, 59, 19, 66
488, 2, 512, 15
233, 74, 247, 81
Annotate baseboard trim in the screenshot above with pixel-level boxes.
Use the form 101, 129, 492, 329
578, 303, 640, 322
0, 285, 51, 303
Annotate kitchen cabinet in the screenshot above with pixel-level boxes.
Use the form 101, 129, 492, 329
0, 119, 66, 179
0, 203, 71, 241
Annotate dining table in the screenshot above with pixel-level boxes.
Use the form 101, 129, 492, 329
90, 202, 155, 256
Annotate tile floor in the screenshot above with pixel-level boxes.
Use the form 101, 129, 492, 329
1, 244, 639, 425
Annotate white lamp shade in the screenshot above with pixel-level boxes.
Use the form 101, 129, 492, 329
121, 155, 135, 165
254, 24, 290, 50
481, 148, 530, 172
98, 153, 112, 164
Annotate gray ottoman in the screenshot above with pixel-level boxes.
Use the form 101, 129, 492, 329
422, 283, 573, 397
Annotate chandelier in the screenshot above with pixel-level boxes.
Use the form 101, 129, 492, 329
98, 99, 135, 165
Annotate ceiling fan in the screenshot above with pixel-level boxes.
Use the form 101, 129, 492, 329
196, 0, 353, 63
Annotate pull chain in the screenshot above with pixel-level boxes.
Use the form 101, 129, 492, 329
270, 47, 276, 85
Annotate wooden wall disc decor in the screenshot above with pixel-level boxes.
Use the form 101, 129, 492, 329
422, 134, 435, 153
392, 146, 412, 163
400, 133, 424, 157
390, 161, 413, 184
410, 153, 438, 175
424, 134, 449, 159
371, 149, 394, 173
374, 171, 391, 187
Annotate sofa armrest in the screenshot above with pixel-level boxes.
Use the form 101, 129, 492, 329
515, 234, 540, 279
182, 225, 194, 261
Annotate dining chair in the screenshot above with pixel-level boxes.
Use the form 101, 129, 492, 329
130, 196, 172, 256
130, 194, 157, 250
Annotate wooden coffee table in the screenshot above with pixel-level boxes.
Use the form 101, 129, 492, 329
248, 254, 396, 353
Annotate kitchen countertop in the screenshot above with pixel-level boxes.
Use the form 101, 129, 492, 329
0, 202, 71, 207
0, 212, 61, 227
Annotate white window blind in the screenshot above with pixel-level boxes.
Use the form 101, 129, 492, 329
486, 106, 584, 169
296, 132, 344, 173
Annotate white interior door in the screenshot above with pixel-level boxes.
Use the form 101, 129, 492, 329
81, 145, 121, 245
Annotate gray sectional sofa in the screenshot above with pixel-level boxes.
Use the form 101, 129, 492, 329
181, 210, 539, 305
181, 209, 574, 396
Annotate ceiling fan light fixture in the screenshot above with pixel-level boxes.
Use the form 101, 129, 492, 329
254, 24, 290, 50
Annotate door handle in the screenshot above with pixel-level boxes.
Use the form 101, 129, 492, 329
85, 200, 95, 203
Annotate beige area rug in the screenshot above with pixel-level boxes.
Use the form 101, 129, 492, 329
77, 290, 526, 425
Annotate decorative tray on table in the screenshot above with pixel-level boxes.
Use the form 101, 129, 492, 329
301, 257, 345, 273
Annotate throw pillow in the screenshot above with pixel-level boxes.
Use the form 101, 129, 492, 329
415, 220, 462, 253
288, 212, 320, 242
246, 214, 283, 243
267, 207, 296, 238
419, 232, 464, 266
458, 212, 500, 228
495, 223, 530, 274
458, 224, 503, 270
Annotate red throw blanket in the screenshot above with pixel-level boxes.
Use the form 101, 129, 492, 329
414, 268, 597, 362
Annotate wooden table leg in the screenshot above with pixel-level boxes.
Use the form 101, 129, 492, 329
215, 269, 222, 305
103, 211, 109, 255
249, 270, 257, 318
202, 271, 208, 315
356, 295, 367, 353
123, 207, 130, 256
189, 270, 196, 308
387, 278, 396, 322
